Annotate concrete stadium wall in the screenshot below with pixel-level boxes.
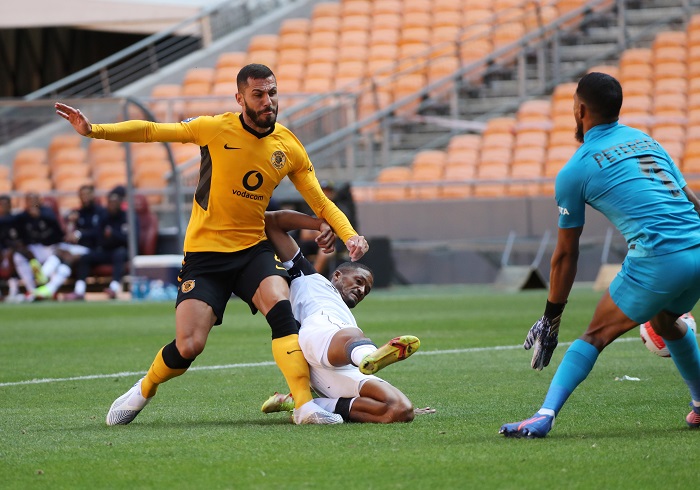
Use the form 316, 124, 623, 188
355, 196, 627, 286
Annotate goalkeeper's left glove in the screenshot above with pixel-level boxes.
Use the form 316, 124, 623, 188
524, 300, 566, 371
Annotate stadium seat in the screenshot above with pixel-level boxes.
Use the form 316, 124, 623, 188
402, 0, 431, 15
13, 161, 50, 188
481, 132, 515, 151
215, 51, 246, 70
372, 0, 401, 16
183, 68, 215, 88
342, 0, 372, 16
448, 134, 482, 152
213, 66, 239, 85
622, 79, 653, 96
654, 30, 687, 50
446, 148, 480, 168
279, 18, 310, 36
515, 129, 548, 150
48, 134, 83, 156
14, 177, 53, 194
0, 176, 11, 194
148, 84, 183, 122
371, 27, 400, 47
312, 1, 340, 18
50, 147, 87, 172
374, 166, 411, 201
52, 162, 91, 186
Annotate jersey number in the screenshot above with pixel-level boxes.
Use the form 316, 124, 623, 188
638, 156, 681, 197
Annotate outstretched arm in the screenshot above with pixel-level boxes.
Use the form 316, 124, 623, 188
264, 210, 334, 262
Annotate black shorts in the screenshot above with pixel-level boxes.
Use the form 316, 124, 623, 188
175, 241, 289, 325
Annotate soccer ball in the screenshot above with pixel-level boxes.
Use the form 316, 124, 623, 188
640, 313, 696, 357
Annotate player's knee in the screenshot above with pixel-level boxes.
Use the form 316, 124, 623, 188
174, 337, 205, 360
387, 399, 415, 423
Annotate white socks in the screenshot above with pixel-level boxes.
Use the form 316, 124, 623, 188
350, 345, 377, 367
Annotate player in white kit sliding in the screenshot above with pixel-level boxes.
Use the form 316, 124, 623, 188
260, 209, 422, 423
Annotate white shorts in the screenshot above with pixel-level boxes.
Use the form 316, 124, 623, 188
298, 313, 382, 399
56, 243, 91, 256
27, 244, 57, 263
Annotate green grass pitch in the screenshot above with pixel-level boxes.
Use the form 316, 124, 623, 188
1, 285, 697, 489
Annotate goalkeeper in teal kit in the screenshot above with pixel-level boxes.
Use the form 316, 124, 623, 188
500, 72, 700, 438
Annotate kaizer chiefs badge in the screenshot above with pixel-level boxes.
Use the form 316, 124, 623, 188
270, 150, 286, 169
181, 279, 195, 293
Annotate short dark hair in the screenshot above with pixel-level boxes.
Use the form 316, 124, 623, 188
335, 261, 373, 277
576, 72, 623, 121
237, 64, 275, 91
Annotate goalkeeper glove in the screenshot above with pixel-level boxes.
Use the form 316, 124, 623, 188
524, 300, 566, 371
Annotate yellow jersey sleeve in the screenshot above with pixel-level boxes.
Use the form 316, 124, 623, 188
285, 141, 358, 242
88, 120, 198, 144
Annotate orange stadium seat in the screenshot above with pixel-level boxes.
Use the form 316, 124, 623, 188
48, 134, 83, 155
303, 77, 334, 93
371, 27, 400, 47
622, 78, 653, 96
312, 2, 340, 19
279, 18, 310, 36
215, 51, 246, 70
654, 61, 687, 81
403, 0, 432, 15
341, 15, 371, 33
307, 46, 338, 64
653, 93, 687, 113
433, 12, 462, 30
374, 166, 411, 201
653, 30, 687, 50
14, 177, 53, 194
338, 44, 369, 64
484, 116, 517, 135
402, 12, 432, 30
148, 84, 182, 122
481, 132, 515, 151
446, 148, 480, 168
183, 68, 215, 87
515, 129, 548, 150
213, 66, 239, 85
248, 34, 279, 54
50, 147, 87, 172
13, 161, 50, 188
448, 134, 482, 152
245, 50, 278, 70
0, 176, 11, 194
372, 0, 402, 15
341, 0, 372, 16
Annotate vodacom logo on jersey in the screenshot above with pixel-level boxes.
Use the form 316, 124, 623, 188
231, 170, 265, 201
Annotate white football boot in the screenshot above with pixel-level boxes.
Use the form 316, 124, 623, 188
292, 400, 343, 425
106, 377, 151, 426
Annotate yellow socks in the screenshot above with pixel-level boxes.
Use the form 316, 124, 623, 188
272, 334, 312, 408
141, 346, 188, 398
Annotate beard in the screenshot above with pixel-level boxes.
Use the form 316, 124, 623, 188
245, 104, 277, 130
575, 121, 584, 143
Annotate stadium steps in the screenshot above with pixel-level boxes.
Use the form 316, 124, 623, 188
370, 0, 695, 174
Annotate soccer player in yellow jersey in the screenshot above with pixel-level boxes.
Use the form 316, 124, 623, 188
55, 63, 369, 425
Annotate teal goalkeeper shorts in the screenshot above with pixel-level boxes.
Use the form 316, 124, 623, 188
609, 245, 700, 323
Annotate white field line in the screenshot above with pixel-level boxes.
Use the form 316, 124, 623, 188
0, 338, 640, 388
